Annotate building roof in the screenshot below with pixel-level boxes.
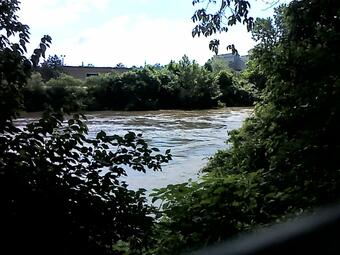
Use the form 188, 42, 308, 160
61, 66, 130, 80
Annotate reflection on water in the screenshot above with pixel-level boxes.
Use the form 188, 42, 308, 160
16, 108, 251, 191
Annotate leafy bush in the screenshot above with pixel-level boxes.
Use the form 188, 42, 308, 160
150, 171, 263, 254
1, 113, 171, 254
162, 55, 220, 109
150, 1, 340, 253
215, 70, 255, 106
0, 2, 172, 254
23, 73, 87, 112
23, 56, 254, 112
119, 68, 161, 110
37, 54, 64, 82
23, 72, 48, 111
45, 74, 87, 111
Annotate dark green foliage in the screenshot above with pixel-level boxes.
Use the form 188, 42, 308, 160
1, 1, 172, 254
45, 74, 87, 112
117, 68, 161, 110
37, 54, 64, 82
0, 0, 50, 131
157, 66, 180, 109
150, 172, 262, 254
0, 112, 171, 254
163, 55, 219, 109
150, 1, 340, 253
216, 70, 255, 106
84, 73, 126, 110
0, 44, 31, 126
241, 5, 286, 91
23, 73, 48, 111
23, 56, 254, 112
241, 58, 267, 91
85, 68, 161, 111
23, 73, 87, 112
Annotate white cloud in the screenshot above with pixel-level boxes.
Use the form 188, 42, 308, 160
18, 1, 256, 67
19, 0, 109, 29
50, 15, 255, 67
125, 0, 153, 4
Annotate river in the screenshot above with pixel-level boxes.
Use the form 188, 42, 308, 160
85, 108, 251, 191
16, 108, 251, 191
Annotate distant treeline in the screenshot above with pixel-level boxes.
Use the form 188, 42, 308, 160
24, 56, 256, 112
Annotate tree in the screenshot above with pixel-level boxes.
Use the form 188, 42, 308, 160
241, 5, 286, 91
23, 72, 48, 111
116, 62, 125, 68
166, 55, 220, 109
191, 0, 285, 54
191, 0, 254, 54
251, 17, 279, 48
38, 54, 64, 81
0, 1, 171, 254
0, 0, 51, 131
150, 1, 340, 253
215, 70, 254, 106
45, 74, 87, 112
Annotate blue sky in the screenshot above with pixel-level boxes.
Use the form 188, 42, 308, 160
19, 0, 287, 67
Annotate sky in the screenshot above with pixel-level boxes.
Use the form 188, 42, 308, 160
18, 0, 286, 67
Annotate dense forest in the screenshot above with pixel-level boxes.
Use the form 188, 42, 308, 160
23, 56, 255, 112
1, 0, 340, 254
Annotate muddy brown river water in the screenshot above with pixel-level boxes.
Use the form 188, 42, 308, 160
17, 108, 251, 191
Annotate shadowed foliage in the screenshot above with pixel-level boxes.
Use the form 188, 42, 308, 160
0, 1, 171, 254
149, 1, 340, 254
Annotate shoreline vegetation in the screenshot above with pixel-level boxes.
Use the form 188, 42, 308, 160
23, 56, 256, 113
